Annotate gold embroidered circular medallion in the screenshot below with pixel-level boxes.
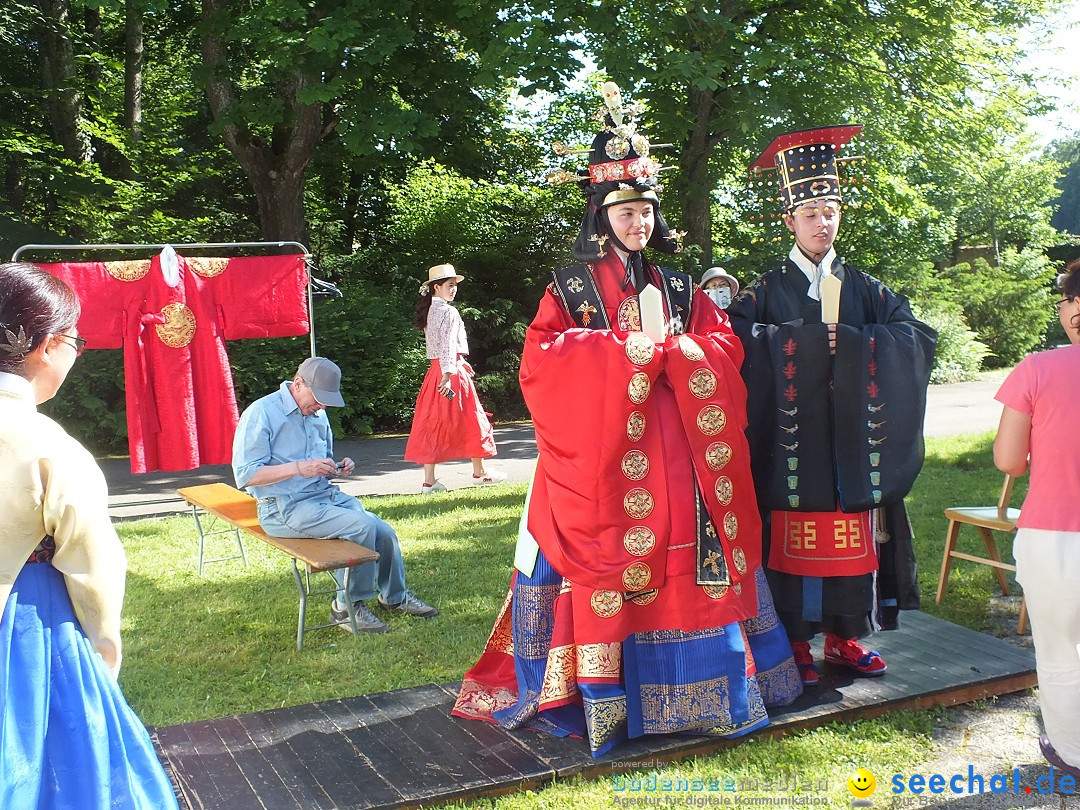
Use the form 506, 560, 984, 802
105, 259, 151, 282
703, 584, 729, 599
734, 582, 743, 596
155, 302, 197, 348
628, 372, 651, 404
618, 297, 642, 332
696, 405, 727, 435
678, 334, 704, 361
629, 589, 658, 606
625, 332, 655, 366
705, 442, 733, 471
621, 562, 652, 591
627, 411, 646, 442
590, 589, 623, 618
623, 488, 655, 519
732, 546, 747, 575
723, 512, 739, 541
623, 526, 656, 556
714, 476, 734, 506
621, 450, 649, 481
187, 257, 229, 278
689, 368, 718, 399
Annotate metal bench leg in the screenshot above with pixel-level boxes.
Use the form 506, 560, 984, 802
290, 559, 307, 651
190, 504, 247, 577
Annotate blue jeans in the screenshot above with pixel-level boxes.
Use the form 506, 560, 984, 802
257, 488, 408, 606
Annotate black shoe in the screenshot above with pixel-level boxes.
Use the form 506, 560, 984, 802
330, 601, 389, 634
1039, 733, 1080, 779
377, 590, 439, 618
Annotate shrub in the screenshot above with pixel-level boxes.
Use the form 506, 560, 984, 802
912, 302, 989, 384
930, 248, 1056, 367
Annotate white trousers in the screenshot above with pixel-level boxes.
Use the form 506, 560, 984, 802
1015, 528, 1080, 766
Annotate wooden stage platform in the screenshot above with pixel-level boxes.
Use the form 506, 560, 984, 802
153, 611, 1036, 809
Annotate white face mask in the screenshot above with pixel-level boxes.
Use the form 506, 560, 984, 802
706, 287, 731, 309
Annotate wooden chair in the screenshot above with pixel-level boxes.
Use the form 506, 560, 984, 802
935, 474, 1028, 633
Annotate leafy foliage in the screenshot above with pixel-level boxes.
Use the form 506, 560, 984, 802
928, 248, 1057, 367
911, 302, 989, 384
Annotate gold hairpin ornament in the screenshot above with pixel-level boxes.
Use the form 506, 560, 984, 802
553, 142, 590, 156
546, 169, 583, 186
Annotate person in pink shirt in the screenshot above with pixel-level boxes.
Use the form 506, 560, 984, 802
994, 257, 1080, 778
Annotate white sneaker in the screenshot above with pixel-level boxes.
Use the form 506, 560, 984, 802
420, 481, 447, 495
473, 470, 507, 485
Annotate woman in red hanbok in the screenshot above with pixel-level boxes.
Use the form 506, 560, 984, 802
452, 83, 801, 756
405, 264, 498, 494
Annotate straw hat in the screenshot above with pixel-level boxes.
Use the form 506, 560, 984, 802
419, 263, 464, 294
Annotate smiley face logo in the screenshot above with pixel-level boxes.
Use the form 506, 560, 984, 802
847, 768, 877, 799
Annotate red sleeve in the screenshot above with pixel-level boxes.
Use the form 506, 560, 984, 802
187, 255, 309, 339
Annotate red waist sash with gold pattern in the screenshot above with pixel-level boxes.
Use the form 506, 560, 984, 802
768, 509, 877, 577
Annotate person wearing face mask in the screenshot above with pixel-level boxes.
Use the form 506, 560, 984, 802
727, 127, 937, 687
700, 266, 740, 310
453, 83, 801, 758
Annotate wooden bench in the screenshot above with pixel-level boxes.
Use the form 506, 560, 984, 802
177, 483, 380, 651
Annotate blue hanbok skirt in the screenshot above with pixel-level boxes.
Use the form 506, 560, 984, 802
0, 563, 179, 809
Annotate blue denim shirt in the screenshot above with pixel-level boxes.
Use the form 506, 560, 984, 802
232, 380, 335, 502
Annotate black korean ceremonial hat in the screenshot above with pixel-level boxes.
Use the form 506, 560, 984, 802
548, 82, 684, 262
750, 125, 862, 211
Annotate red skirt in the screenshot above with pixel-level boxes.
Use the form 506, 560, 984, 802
404, 360, 497, 464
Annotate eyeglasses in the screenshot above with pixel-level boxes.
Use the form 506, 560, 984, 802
1055, 298, 1071, 313
57, 334, 87, 356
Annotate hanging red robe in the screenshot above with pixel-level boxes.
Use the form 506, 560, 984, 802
39, 253, 309, 473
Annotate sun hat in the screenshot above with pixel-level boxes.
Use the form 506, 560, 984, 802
699, 267, 740, 297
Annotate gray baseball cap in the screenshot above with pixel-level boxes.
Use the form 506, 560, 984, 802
297, 356, 345, 407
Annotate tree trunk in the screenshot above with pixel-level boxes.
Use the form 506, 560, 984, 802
680, 86, 718, 267
124, 0, 144, 143
35, 0, 91, 162
201, 0, 327, 242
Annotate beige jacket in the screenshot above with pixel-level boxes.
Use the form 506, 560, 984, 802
0, 378, 126, 672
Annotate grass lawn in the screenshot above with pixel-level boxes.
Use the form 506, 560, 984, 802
117, 431, 1023, 807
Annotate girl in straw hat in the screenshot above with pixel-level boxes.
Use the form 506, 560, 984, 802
405, 264, 500, 493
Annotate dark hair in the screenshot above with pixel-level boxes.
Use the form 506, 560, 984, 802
1061, 258, 1080, 331
413, 280, 449, 331
0, 262, 81, 374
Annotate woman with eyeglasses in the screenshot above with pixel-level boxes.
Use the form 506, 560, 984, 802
994, 258, 1080, 778
0, 262, 178, 808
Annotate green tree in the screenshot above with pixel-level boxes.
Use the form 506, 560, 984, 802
535, 0, 1053, 272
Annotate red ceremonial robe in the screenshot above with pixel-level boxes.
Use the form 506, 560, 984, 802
520, 251, 763, 643
39, 253, 308, 473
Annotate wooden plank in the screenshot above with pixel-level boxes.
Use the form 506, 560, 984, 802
212, 716, 304, 810
260, 702, 382, 809
429, 684, 555, 784
332, 694, 462, 803
236, 710, 337, 809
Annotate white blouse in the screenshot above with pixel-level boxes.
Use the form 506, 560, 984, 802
425, 297, 470, 375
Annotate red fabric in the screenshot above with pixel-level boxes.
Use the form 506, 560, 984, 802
518, 252, 764, 643
39, 254, 308, 473
404, 360, 496, 464
768, 509, 877, 577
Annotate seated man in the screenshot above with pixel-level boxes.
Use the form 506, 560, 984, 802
232, 356, 437, 633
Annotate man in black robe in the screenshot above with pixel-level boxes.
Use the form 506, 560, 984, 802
727, 126, 937, 685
